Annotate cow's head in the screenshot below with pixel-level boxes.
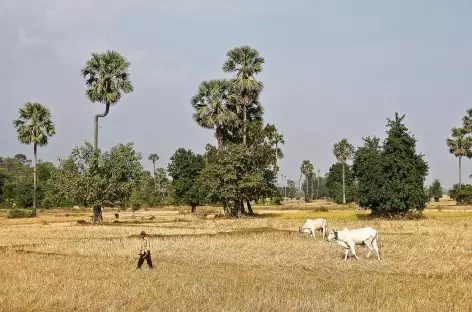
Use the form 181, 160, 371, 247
327, 229, 338, 242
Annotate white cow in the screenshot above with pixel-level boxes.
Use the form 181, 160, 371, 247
298, 218, 327, 239
327, 227, 381, 260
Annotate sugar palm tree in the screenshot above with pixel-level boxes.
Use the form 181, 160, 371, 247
81, 50, 133, 150
13, 102, 55, 216
223, 46, 264, 145
191, 79, 238, 149
447, 127, 472, 189
300, 160, 314, 200
333, 138, 355, 204
148, 153, 159, 178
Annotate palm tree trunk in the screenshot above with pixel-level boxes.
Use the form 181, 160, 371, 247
305, 175, 308, 196
94, 103, 110, 150
459, 156, 462, 190
342, 163, 346, 204
153, 161, 156, 192
216, 128, 224, 150
32, 143, 37, 217
243, 105, 247, 146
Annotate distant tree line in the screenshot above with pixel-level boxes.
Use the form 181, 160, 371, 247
5, 44, 460, 219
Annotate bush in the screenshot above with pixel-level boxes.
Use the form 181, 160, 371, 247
448, 184, 472, 204
269, 195, 284, 205
312, 207, 329, 212
8, 209, 33, 219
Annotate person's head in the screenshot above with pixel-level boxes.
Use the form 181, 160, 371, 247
140, 231, 146, 238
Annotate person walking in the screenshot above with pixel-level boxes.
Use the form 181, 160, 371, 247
137, 231, 153, 269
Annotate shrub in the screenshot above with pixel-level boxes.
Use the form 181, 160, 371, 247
8, 209, 33, 219
269, 195, 284, 205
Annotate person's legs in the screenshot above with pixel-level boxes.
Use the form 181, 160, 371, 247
137, 254, 145, 268
145, 253, 153, 268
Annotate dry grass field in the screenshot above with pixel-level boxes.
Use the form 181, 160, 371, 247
1, 198, 472, 312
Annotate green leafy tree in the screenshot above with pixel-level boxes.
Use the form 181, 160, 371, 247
13, 102, 55, 216
352, 136, 383, 209
81, 50, 134, 149
223, 46, 265, 145
167, 148, 205, 212
428, 179, 443, 202
378, 113, 429, 216
287, 180, 296, 199
191, 79, 238, 149
326, 163, 357, 204
333, 138, 355, 204
300, 160, 314, 201
196, 142, 277, 217
446, 127, 472, 189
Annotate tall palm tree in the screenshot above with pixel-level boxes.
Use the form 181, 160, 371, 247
13, 102, 55, 216
223, 46, 265, 145
447, 127, 472, 189
300, 160, 314, 200
333, 138, 355, 204
148, 153, 159, 179
191, 79, 238, 149
81, 50, 134, 150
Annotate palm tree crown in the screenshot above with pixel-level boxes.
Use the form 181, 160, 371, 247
333, 139, 355, 163
13, 102, 55, 146
81, 50, 133, 105
447, 128, 472, 158
148, 153, 159, 163
191, 79, 238, 149
447, 127, 472, 189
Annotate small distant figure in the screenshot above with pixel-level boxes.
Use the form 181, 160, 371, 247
137, 231, 153, 269
115, 213, 119, 219
132, 211, 136, 219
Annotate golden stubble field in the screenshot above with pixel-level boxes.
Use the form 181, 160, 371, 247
1, 199, 472, 312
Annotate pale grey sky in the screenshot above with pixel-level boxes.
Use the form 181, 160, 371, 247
1, 0, 471, 188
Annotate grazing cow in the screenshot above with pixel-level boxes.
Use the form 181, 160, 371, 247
298, 218, 327, 239
327, 227, 381, 260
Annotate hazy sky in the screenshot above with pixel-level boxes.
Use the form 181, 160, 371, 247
1, 0, 472, 188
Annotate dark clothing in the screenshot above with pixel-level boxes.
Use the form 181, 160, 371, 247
137, 252, 153, 269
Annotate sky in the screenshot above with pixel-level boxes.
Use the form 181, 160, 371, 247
1, 0, 472, 188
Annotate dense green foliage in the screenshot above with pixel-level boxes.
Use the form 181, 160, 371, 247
325, 163, 357, 204
428, 179, 443, 202
351, 113, 429, 216
167, 149, 205, 211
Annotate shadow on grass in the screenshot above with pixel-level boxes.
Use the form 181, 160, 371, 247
127, 227, 295, 239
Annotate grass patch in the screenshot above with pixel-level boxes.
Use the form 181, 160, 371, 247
1, 207, 472, 311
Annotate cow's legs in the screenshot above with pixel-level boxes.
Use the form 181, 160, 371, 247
350, 244, 359, 260
372, 237, 380, 260
344, 249, 349, 260
365, 239, 374, 258
312, 227, 316, 239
